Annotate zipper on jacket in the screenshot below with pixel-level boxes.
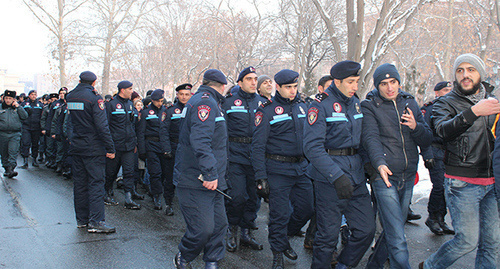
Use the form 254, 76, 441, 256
393, 100, 408, 170
484, 117, 493, 177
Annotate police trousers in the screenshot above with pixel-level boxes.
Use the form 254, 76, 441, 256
146, 151, 167, 196
105, 150, 136, 193
21, 129, 40, 158
226, 162, 259, 228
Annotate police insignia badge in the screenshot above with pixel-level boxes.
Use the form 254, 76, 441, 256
299, 106, 305, 114
138, 113, 141, 120
421, 109, 426, 116
162, 112, 167, 121
149, 110, 155, 115
255, 111, 263, 126
333, 102, 342, 113
308, 107, 318, 125
275, 106, 284, 115
98, 99, 105, 110
198, 105, 211, 121
175, 108, 181, 114
116, 103, 122, 109
234, 99, 242, 106
355, 103, 361, 113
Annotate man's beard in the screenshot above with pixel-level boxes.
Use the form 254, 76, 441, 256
455, 80, 481, 96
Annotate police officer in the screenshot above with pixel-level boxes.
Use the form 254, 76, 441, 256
251, 69, 313, 268
163, 83, 192, 216
303, 61, 375, 269
50, 92, 68, 174
173, 69, 228, 269
66, 71, 116, 233
104, 80, 142, 210
40, 93, 58, 163
420, 81, 454, 235
137, 89, 171, 210
43, 88, 67, 169
20, 90, 43, 168
0, 90, 28, 178
223, 66, 267, 252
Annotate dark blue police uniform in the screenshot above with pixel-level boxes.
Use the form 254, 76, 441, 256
44, 99, 64, 166
105, 95, 137, 195
303, 61, 375, 268
20, 98, 43, 162
174, 83, 228, 264
251, 90, 313, 255
223, 87, 267, 230
164, 100, 185, 207
66, 80, 115, 227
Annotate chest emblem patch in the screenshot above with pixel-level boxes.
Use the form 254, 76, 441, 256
275, 106, 284, 115
149, 110, 155, 115
116, 103, 122, 109
175, 108, 181, 114
234, 99, 242, 106
333, 103, 342, 113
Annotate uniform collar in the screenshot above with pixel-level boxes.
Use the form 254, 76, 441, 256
326, 84, 352, 104
274, 91, 299, 104
198, 85, 224, 103
115, 94, 129, 103
237, 88, 257, 100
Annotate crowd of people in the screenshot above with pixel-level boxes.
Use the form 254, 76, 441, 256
0, 52, 499, 269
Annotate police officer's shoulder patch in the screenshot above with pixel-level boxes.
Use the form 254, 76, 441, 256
225, 92, 233, 98
314, 92, 329, 103
198, 105, 211, 121
162, 112, 167, 121
421, 109, 426, 116
98, 99, 105, 110
308, 107, 319, 125
255, 111, 263, 126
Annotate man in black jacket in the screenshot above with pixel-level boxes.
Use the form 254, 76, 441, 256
421, 53, 500, 269
20, 90, 43, 168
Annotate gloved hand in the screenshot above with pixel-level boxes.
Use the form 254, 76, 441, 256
164, 151, 173, 159
139, 153, 147, 161
256, 178, 270, 200
424, 159, 435, 170
364, 163, 378, 183
334, 174, 353, 200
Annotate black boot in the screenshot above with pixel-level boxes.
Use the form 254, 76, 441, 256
62, 168, 72, 180
3, 167, 13, 178
240, 228, 263, 250
165, 203, 174, 216
272, 251, 284, 269
104, 190, 119, 206
438, 214, 455, 235
20, 158, 28, 169
173, 252, 191, 269
407, 207, 421, 221
283, 246, 298, 260
32, 158, 39, 167
425, 213, 444, 235
7, 167, 18, 178
226, 225, 238, 252
124, 192, 141, 210
153, 195, 162, 210
55, 163, 63, 174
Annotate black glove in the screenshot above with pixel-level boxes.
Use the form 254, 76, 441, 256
139, 153, 147, 161
256, 178, 270, 200
164, 151, 173, 159
334, 174, 353, 200
424, 159, 435, 170
364, 163, 378, 183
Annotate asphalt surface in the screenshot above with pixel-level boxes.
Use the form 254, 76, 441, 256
1, 159, 498, 268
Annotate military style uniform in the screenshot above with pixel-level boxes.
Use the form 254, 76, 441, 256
164, 100, 184, 208
303, 78, 375, 267
44, 98, 64, 168
20, 98, 43, 166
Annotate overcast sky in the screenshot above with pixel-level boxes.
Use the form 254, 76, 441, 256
0, 0, 50, 78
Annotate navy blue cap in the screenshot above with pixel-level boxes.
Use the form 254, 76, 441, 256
203, 69, 227, 85
3, 90, 16, 98
19, 93, 26, 98
175, 83, 192, 92
330, 60, 361, 80
28, 90, 36, 95
117, 80, 133, 90
59, 87, 68, 94
274, 69, 299, 86
434, 81, 451, 91
373, 63, 401, 89
49, 93, 58, 99
237, 66, 256, 82
79, 71, 97, 82
151, 89, 164, 100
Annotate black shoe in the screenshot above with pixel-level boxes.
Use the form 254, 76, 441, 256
116, 177, 124, 189
5, 167, 17, 178
284, 246, 298, 260
240, 228, 263, 250
153, 195, 162, 210
438, 216, 455, 235
340, 224, 350, 245
173, 252, 191, 269
9, 168, 18, 178
62, 168, 72, 180
104, 195, 119, 206
407, 208, 421, 221
425, 216, 444, 235
32, 159, 39, 167
272, 251, 284, 269
55, 164, 63, 174
77, 221, 88, 228
303, 237, 313, 250
165, 205, 174, 216
20, 158, 28, 169
204, 262, 218, 269
37, 156, 44, 163
132, 190, 145, 200
226, 225, 238, 252
124, 192, 141, 210
87, 221, 116, 233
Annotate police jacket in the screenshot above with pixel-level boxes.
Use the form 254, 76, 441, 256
432, 82, 496, 178
173, 85, 228, 190
303, 85, 365, 185
0, 103, 28, 132
251, 91, 308, 180
166, 101, 185, 150
361, 89, 432, 181
21, 99, 43, 131
106, 95, 136, 152
44, 99, 64, 133
40, 104, 50, 133
66, 83, 115, 156
50, 102, 67, 140
223, 88, 268, 165
420, 99, 446, 161
137, 103, 170, 155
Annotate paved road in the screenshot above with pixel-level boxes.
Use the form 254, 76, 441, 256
1, 160, 498, 268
